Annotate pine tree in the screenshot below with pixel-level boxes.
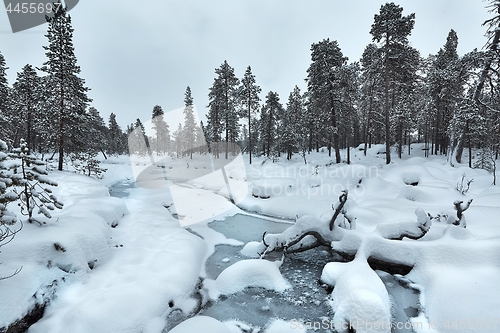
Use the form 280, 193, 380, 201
239, 66, 261, 164
195, 121, 208, 154
207, 61, 240, 159
173, 123, 183, 157
9, 139, 63, 224
427, 30, 463, 158
12, 64, 43, 152
128, 118, 149, 156
306, 39, 347, 163
0, 52, 11, 142
337, 62, 361, 164
183, 87, 197, 159
85, 107, 108, 157
260, 91, 283, 159
151, 105, 170, 155
41, 6, 91, 171
107, 113, 127, 155
359, 44, 384, 155
283, 86, 308, 162
453, 0, 500, 165
370, 2, 415, 164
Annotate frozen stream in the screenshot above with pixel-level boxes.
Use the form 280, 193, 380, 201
202, 215, 420, 333
109, 181, 421, 332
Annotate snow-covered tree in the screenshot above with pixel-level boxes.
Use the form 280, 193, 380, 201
195, 121, 208, 155
173, 123, 183, 157
425, 30, 465, 160
0, 140, 19, 227
0, 139, 22, 280
239, 66, 261, 164
151, 105, 170, 155
128, 118, 150, 156
11, 64, 44, 152
259, 91, 283, 159
207, 61, 240, 159
41, 6, 91, 170
107, 113, 127, 155
283, 86, 308, 162
359, 44, 384, 155
337, 62, 361, 163
70, 151, 107, 179
183, 87, 197, 159
370, 2, 415, 164
306, 39, 347, 162
85, 107, 108, 157
9, 139, 63, 224
0, 53, 11, 143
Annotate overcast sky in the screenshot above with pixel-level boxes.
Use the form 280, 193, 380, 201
0, 0, 492, 130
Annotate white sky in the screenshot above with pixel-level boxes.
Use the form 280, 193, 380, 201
0, 0, 492, 130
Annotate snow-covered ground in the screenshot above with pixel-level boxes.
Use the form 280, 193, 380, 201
1, 144, 499, 332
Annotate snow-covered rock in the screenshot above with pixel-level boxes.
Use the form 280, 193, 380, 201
214, 259, 290, 296
322, 259, 392, 333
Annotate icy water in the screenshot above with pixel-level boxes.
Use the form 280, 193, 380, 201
204, 214, 421, 333
109, 181, 420, 332
108, 180, 134, 198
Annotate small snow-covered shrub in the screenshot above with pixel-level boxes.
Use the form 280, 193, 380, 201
456, 173, 473, 194
9, 139, 63, 224
70, 151, 107, 179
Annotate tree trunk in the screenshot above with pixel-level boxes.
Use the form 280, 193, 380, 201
384, 37, 391, 164
408, 131, 411, 156
248, 99, 252, 164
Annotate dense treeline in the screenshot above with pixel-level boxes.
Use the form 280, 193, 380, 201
1, 2, 500, 174
0, 7, 129, 171
201, 1, 500, 170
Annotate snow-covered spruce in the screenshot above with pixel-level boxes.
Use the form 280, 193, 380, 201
9, 139, 63, 224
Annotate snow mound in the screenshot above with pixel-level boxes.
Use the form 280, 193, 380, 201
322, 259, 391, 333
215, 259, 290, 295
169, 316, 234, 333
63, 196, 128, 227
241, 241, 266, 258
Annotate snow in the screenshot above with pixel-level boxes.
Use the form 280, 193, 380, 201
206, 258, 290, 298
168, 316, 234, 333
241, 240, 267, 258
1, 143, 500, 332
0, 174, 124, 327
321, 259, 392, 333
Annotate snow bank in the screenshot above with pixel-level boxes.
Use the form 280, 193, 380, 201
0, 174, 126, 328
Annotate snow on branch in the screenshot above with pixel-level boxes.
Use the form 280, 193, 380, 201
254, 191, 433, 261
